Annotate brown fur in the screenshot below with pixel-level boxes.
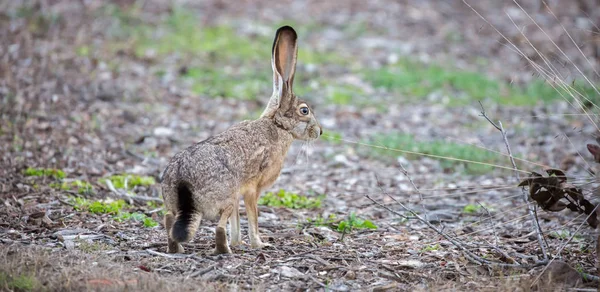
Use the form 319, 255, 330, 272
161, 26, 321, 254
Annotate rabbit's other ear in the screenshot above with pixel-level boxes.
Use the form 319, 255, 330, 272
263, 26, 298, 118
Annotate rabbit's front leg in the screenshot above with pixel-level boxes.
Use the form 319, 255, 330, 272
229, 196, 245, 246
244, 190, 271, 249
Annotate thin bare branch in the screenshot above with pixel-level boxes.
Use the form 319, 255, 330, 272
479, 103, 548, 260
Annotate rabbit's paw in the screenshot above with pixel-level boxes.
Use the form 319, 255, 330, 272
251, 241, 272, 249
167, 240, 185, 254
230, 240, 247, 247
212, 246, 232, 255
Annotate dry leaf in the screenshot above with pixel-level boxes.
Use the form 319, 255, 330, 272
519, 167, 598, 228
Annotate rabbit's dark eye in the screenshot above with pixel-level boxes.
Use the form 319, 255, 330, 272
299, 106, 310, 115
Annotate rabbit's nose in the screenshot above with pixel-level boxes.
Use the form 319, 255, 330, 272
320, 128, 323, 136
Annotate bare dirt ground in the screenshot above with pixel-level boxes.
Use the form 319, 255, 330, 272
2, 0, 600, 291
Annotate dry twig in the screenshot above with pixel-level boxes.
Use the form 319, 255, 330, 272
479, 102, 549, 260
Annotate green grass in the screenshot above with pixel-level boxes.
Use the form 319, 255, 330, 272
115, 212, 158, 228
420, 244, 441, 253
365, 58, 600, 106
71, 197, 89, 211
182, 66, 270, 100
72, 198, 126, 215
70, 197, 158, 228
133, 9, 264, 59
463, 204, 482, 214
259, 189, 323, 209
337, 213, 377, 233
99, 174, 155, 190
50, 180, 94, 194
324, 84, 365, 105
105, 6, 270, 100
105, 6, 342, 100
76, 45, 90, 57
114, 7, 270, 100
135, 9, 272, 99
0, 272, 38, 291
88, 200, 127, 215
368, 133, 506, 174
306, 213, 377, 233
462, 203, 494, 214
24, 167, 65, 179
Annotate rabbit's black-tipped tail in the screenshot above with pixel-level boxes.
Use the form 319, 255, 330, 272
170, 183, 201, 243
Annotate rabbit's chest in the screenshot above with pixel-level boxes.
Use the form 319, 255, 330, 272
257, 158, 285, 189
241, 147, 286, 191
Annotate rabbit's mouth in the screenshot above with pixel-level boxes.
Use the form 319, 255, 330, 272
291, 123, 321, 141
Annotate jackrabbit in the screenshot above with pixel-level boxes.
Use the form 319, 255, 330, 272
161, 26, 322, 254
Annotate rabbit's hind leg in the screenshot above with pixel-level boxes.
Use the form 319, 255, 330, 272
164, 212, 184, 253
213, 204, 234, 254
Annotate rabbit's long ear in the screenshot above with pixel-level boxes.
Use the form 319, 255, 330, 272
272, 26, 297, 91
263, 26, 297, 117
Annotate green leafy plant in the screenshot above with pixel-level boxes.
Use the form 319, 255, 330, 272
71, 197, 126, 215
306, 214, 338, 227
76, 45, 90, 56
462, 203, 493, 214
259, 189, 323, 209
49, 182, 70, 191
70, 197, 126, 214
142, 216, 159, 228
307, 213, 377, 233
115, 212, 158, 228
462, 204, 482, 214
71, 197, 91, 211
88, 200, 126, 215
420, 244, 441, 253
71, 197, 158, 228
99, 174, 155, 190
337, 213, 377, 233
50, 180, 94, 194
24, 167, 65, 179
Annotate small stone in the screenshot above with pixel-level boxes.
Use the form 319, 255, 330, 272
345, 270, 356, 280
153, 127, 174, 137
273, 266, 304, 278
